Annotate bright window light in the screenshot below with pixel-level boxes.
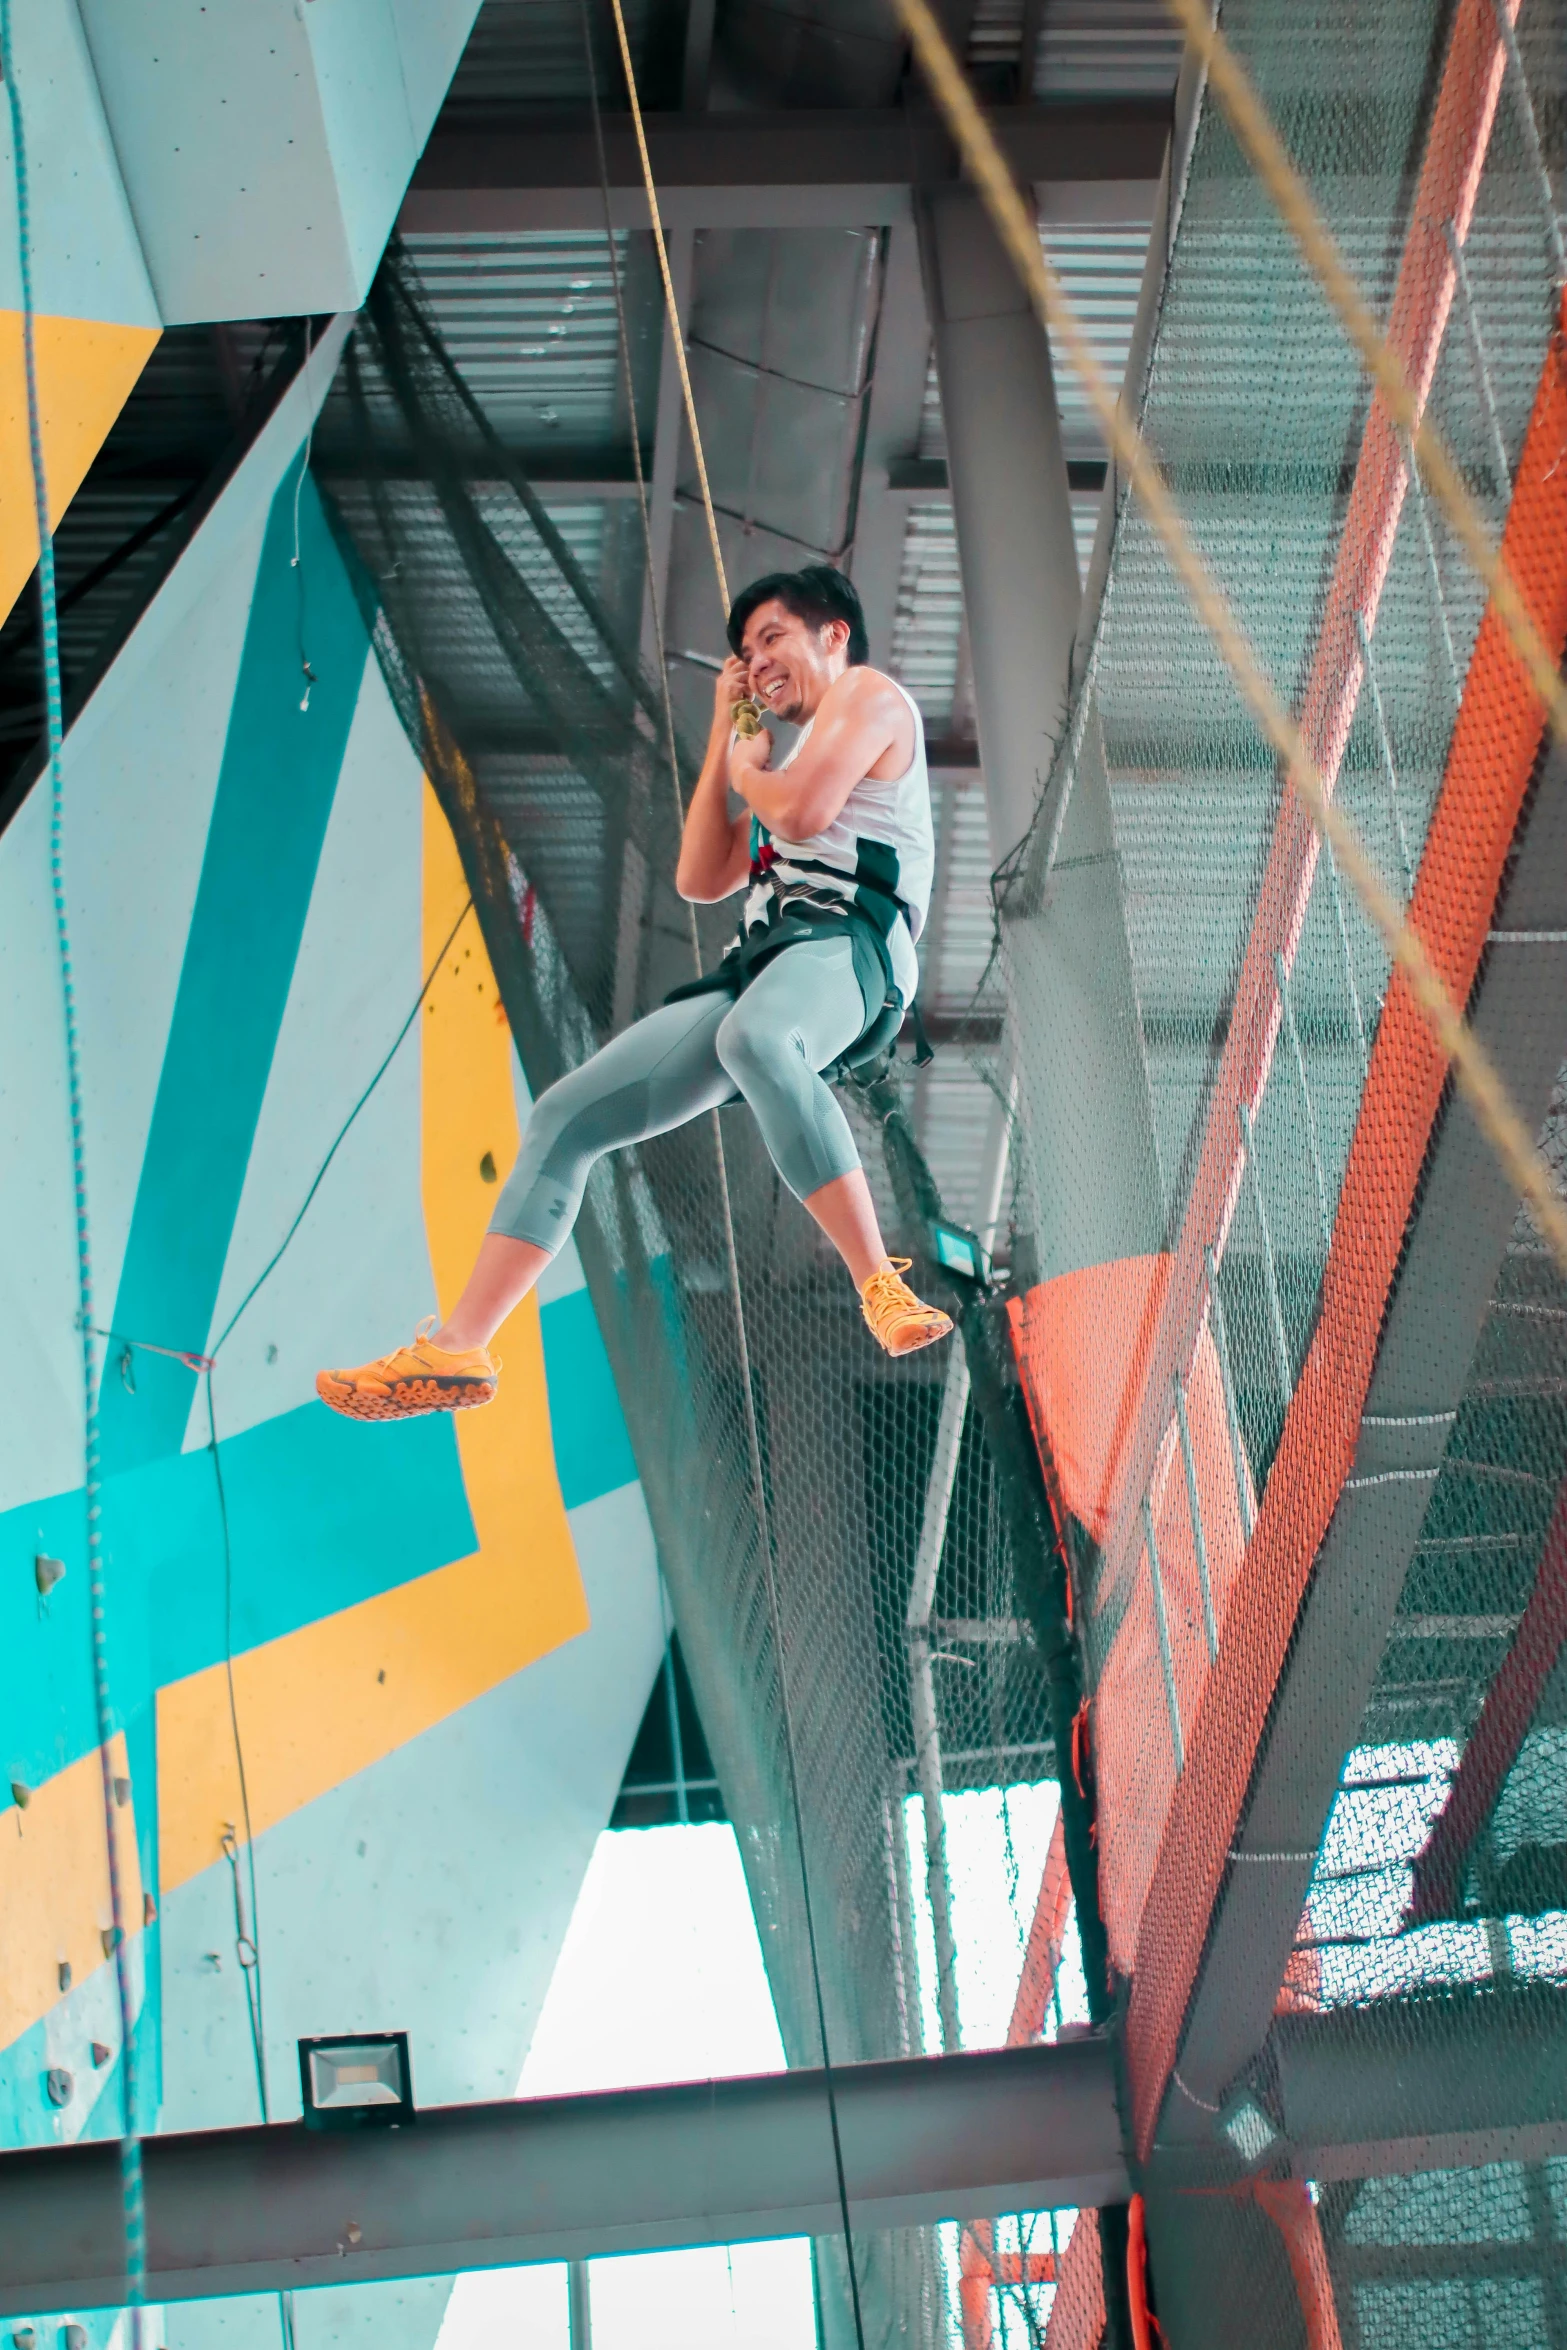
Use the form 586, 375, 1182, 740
434, 1823, 816, 2350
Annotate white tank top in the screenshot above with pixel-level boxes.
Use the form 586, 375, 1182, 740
739, 674, 933, 1005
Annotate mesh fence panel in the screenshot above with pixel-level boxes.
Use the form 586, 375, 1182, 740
994, 0, 1567, 2340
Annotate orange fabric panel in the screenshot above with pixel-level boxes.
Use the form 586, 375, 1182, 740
1125, 289, 1567, 2156
1126, 2196, 1154, 2350
1008, 1807, 1072, 2044
959, 2222, 997, 2350
1043, 2210, 1106, 2350
1011, 1261, 1249, 1969
1252, 2182, 1345, 2350
1008, 1257, 1171, 1543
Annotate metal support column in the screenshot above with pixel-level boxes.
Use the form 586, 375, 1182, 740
917, 186, 1080, 868
918, 188, 1164, 1285
568, 2259, 593, 2349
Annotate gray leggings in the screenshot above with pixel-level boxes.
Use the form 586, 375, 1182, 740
491, 933, 871, 1255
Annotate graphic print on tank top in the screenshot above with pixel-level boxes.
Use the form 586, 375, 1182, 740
739, 676, 934, 1006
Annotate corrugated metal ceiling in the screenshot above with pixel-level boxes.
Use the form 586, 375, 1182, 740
440, 0, 671, 114
315, 232, 656, 464
1033, 1, 1184, 96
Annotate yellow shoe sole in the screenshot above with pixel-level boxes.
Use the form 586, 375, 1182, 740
315, 1371, 498, 1422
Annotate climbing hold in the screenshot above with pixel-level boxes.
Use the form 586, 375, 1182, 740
44, 2067, 72, 2107
13, 2325, 37, 2349
57, 1961, 71, 1993
112, 1776, 131, 1808
62, 2327, 87, 2350
478, 1150, 497, 1183
344, 2222, 362, 2247
34, 1553, 65, 1597
90, 2042, 110, 2069
10, 1780, 30, 1810
143, 1891, 158, 1926
100, 1927, 122, 1958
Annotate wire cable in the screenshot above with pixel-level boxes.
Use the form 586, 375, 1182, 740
2, 10, 147, 2339
71, 889, 472, 2350
581, 13, 867, 2337
211, 895, 474, 1357
604, 0, 733, 619
892, 0, 1567, 1285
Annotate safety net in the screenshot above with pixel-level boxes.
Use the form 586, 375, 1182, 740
993, 0, 1567, 2339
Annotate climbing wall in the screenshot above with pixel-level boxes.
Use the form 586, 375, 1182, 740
0, 305, 664, 2350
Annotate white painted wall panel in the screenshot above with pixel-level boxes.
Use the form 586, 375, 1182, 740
0, 0, 158, 323
158, 1481, 661, 2128
76, 0, 356, 323
187, 654, 431, 1451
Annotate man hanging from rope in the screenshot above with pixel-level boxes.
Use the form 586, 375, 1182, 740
317, 564, 952, 1422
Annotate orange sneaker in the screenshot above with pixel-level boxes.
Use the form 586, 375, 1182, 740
860, 1259, 954, 1357
316, 1318, 500, 1422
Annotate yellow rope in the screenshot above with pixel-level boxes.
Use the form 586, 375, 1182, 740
892, 0, 1567, 1276
1162, 0, 1567, 761
606, 0, 732, 619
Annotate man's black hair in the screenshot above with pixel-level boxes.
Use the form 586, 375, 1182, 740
727, 563, 869, 667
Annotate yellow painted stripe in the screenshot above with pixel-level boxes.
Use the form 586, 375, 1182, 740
1, 315, 159, 629
0, 1735, 142, 2055
155, 786, 588, 1891
419, 782, 587, 1645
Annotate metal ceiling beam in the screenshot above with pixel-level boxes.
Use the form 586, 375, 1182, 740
1159, 737, 1567, 2143
0, 2043, 1127, 2318
1276, 1982, 1567, 2183
400, 105, 1169, 235
1147, 1981, 1567, 2190
917, 181, 1164, 1296
917, 184, 1080, 866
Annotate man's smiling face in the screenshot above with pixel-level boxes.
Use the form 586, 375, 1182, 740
739, 598, 849, 724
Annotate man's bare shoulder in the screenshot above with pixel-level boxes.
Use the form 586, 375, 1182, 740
819, 663, 911, 722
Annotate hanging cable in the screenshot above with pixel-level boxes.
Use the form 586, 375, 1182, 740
602, 0, 731, 614
71, 880, 470, 2350
290, 317, 319, 713
211, 895, 474, 1357
581, 10, 867, 2338
2, 9, 147, 2340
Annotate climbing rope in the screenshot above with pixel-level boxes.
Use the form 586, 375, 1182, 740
583, 11, 868, 2339
893, 0, 1567, 1285
1, 5, 147, 2337
603, 0, 732, 614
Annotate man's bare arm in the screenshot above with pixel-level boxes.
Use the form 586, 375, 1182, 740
728, 667, 911, 838
676, 655, 754, 902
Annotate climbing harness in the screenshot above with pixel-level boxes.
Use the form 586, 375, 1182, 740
586, 6, 870, 2337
